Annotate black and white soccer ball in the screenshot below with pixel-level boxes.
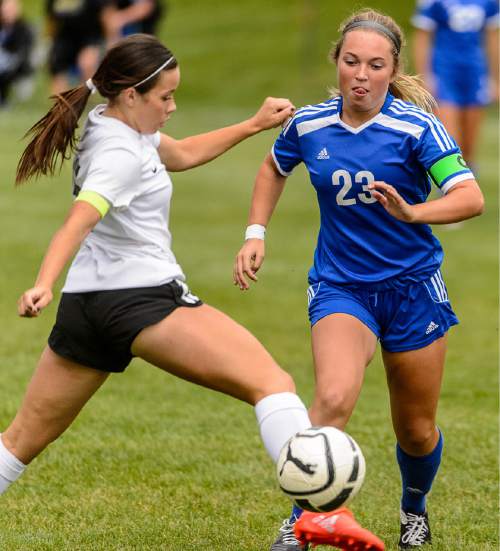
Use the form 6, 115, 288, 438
276, 426, 366, 512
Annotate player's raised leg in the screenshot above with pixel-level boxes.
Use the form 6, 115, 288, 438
133, 302, 313, 547
131, 303, 311, 462
0, 346, 109, 493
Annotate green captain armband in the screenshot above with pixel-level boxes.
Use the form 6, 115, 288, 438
75, 190, 110, 218
428, 153, 470, 188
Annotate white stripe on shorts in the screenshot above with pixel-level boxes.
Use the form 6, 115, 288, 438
425, 270, 448, 303
307, 283, 321, 306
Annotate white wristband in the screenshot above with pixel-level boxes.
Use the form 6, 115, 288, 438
245, 224, 266, 240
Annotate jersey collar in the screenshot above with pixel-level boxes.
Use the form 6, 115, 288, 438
336, 92, 395, 134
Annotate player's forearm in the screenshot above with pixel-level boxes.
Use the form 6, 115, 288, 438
164, 98, 293, 171
248, 155, 287, 227
411, 181, 484, 224
34, 226, 92, 289
174, 119, 262, 170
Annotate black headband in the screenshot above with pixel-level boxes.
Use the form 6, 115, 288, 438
343, 20, 401, 53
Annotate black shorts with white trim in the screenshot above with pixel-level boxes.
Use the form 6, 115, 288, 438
48, 280, 202, 373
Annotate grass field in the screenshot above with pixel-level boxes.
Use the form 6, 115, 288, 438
0, 1, 498, 550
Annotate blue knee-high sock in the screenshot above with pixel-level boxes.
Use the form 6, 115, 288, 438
397, 429, 443, 514
289, 504, 304, 522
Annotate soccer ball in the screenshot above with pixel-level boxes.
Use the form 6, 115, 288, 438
276, 426, 365, 512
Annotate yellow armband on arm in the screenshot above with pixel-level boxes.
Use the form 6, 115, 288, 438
74, 190, 110, 218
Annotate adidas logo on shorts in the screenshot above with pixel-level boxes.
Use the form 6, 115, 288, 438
425, 321, 439, 335
316, 147, 330, 160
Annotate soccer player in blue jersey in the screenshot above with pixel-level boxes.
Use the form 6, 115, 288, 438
412, 0, 499, 167
234, 8, 484, 550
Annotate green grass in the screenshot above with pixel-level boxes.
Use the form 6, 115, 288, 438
0, 2, 498, 549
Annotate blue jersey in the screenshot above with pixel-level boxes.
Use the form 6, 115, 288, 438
272, 93, 473, 289
412, 0, 499, 72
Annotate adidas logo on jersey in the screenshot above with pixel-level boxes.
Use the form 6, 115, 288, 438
316, 147, 330, 160
425, 321, 439, 335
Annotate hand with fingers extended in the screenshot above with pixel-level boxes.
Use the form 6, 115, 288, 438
17, 286, 53, 318
249, 97, 295, 132
368, 181, 417, 223
233, 238, 265, 290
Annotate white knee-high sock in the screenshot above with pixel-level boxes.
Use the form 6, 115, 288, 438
255, 392, 311, 462
0, 434, 26, 495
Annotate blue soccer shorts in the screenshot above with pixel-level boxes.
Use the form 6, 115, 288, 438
307, 270, 459, 352
434, 65, 490, 107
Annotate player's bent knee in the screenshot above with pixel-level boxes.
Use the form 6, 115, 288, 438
311, 389, 354, 429
397, 422, 436, 455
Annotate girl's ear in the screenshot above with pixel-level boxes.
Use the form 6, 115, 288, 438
122, 87, 137, 107
390, 66, 398, 84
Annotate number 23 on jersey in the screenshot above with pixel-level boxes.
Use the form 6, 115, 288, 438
332, 169, 377, 206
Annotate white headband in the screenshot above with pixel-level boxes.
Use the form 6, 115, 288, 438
134, 56, 175, 88
85, 78, 97, 94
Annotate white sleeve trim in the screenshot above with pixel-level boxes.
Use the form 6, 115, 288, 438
271, 146, 292, 177
441, 172, 474, 194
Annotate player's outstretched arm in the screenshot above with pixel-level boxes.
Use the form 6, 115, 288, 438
234, 154, 287, 290
368, 179, 484, 224
18, 202, 101, 318
158, 97, 295, 172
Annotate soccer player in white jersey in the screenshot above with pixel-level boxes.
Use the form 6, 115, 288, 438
0, 33, 319, 544
234, 9, 484, 550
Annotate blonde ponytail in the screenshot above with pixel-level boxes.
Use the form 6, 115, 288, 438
390, 74, 437, 112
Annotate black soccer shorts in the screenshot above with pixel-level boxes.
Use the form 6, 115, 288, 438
48, 280, 202, 373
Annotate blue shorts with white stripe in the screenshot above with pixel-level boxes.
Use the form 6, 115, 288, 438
307, 270, 459, 352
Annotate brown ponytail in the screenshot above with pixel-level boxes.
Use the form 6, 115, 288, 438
16, 33, 177, 185
16, 85, 92, 184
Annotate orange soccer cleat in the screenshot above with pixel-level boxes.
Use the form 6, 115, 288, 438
294, 508, 385, 550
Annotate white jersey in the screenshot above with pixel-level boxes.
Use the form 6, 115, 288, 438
63, 104, 185, 292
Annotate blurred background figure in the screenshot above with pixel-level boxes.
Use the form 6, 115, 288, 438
102, 0, 165, 44
0, 0, 34, 107
46, 0, 110, 95
411, 0, 499, 168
